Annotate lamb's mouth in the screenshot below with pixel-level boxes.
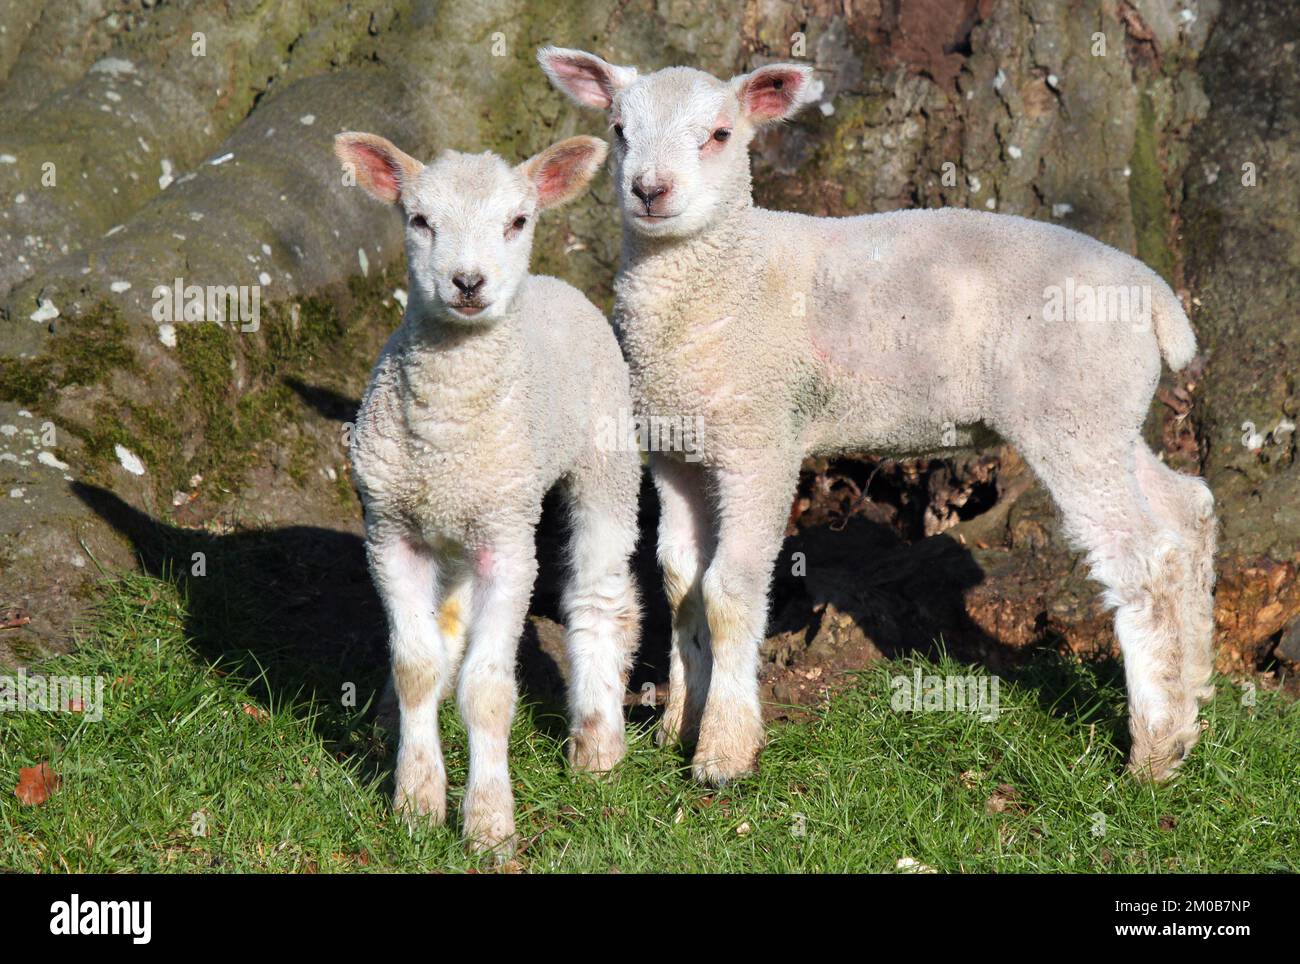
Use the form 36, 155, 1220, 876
450, 303, 488, 316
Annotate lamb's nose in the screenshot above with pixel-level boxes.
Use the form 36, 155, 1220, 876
631, 177, 669, 210
453, 273, 485, 296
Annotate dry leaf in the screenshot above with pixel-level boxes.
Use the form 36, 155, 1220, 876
15, 763, 60, 806
1, 608, 31, 629
985, 783, 1026, 815
241, 703, 268, 721
896, 856, 937, 873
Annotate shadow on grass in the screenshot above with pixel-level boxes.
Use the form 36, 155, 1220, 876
72, 454, 1129, 786
72, 482, 390, 776
69, 475, 673, 784
999, 642, 1130, 750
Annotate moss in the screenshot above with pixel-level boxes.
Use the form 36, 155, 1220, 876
1129, 94, 1176, 284
71, 401, 184, 495
259, 294, 348, 376
284, 426, 318, 487
175, 322, 236, 402
332, 465, 359, 510
0, 357, 49, 406
0, 306, 135, 406
1184, 204, 1223, 271
157, 265, 399, 500
1, 263, 401, 508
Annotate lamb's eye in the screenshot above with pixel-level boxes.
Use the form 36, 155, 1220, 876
409, 214, 432, 234
712, 128, 731, 143
506, 214, 528, 237
613, 124, 625, 141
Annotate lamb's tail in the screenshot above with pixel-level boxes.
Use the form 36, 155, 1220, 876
1152, 282, 1197, 371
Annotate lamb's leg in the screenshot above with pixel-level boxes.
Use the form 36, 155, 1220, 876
438, 576, 475, 679
649, 455, 714, 750
458, 541, 535, 854
1134, 444, 1218, 706
368, 530, 449, 823
375, 574, 472, 735
692, 459, 798, 785
562, 463, 642, 773
1025, 440, 1203, 781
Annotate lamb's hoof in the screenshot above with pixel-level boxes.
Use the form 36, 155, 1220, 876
691, 728, 763, 787
393, 779, 447, 828
691, 756, 757, 787
464, 811, 517, 859
1127, 710, 1203, 783
568, 717, 626, 774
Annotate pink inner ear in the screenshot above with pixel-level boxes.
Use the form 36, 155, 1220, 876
352, 143, 402, 199
548, 57, 613, 108
536, 146, 589, 205
744, 69, 803, 121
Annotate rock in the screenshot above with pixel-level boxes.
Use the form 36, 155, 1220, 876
1277, 618, 1300, 666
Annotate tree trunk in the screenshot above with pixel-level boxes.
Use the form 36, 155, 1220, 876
0, 0, 1295, 700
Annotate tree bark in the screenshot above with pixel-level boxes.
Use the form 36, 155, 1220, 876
0, 0, 1295, 695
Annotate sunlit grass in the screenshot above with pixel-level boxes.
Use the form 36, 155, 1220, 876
2, 571, 1295, 872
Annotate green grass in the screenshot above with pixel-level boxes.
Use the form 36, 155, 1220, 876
2, 572, 1296, 873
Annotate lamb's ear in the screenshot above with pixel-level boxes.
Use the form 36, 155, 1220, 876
537, 46, 637, 110
733, 63, 818, 124
333, 132, 423, 204
518, 136, 609, 210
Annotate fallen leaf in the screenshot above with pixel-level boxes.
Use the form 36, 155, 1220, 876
896, 856, 937, 873
1, 608, 31, 630
1255, 602, 1283, 626
15, 763, 60, 805
985, 783, 1026, 815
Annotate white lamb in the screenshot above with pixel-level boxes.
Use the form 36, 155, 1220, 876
539, 48, 1216, 786
333, 131, 641, 851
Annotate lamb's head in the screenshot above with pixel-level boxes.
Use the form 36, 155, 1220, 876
334, 133, 607, 324
539, 47, 817, 240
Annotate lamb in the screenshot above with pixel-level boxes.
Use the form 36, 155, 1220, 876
538, 47, 1217, 786
333, 130, 642, 851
